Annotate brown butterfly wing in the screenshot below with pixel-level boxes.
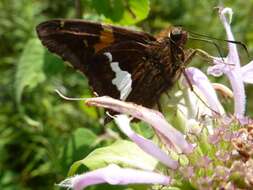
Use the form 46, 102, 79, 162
36, 19, 156, 74
36, 19, 182, 109
87, 41, 174, 108
87, 41, 151, 102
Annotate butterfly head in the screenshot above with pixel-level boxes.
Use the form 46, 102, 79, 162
169, 27, 188, 47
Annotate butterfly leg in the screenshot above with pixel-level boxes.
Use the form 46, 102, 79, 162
183, 48, 214, 66
173, 46, 212, 70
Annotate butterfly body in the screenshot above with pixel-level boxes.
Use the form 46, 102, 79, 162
36, 19, 188, 109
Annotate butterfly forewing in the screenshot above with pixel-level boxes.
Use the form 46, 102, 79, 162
36, 19, 187, 110
36, 19, 155, 73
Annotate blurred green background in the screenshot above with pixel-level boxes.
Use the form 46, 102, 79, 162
1, 0, 253, 189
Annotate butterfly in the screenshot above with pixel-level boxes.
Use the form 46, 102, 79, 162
36, 19, 189, 110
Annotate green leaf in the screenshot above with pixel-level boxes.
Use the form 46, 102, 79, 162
131, 122, 154, 139
71, 128, 97, 147
43, 50, 65, 77
61, 128, 97, 171
92, 0, 150, 25
15, 38, 46, 103
119, 0, 150, 25
92, 0, 124, 22
68, 140, 157, 176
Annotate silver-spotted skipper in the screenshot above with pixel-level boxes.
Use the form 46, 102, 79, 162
36, 19, 189, 109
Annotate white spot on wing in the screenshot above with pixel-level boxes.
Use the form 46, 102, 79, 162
111, 62, 132, 100
104, 52, 112, 62
104, 52, 132, 100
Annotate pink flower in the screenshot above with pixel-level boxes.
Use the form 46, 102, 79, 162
185, 67, 224, 115
207, 7, 253, 117
57, 96, 195, 189
59, 164, 170, 190
113, 114, 178, 169
86, 96, 194, 154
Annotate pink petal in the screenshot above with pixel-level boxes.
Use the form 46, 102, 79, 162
58, 164, 171, 190
219, 7, 246, 117
208, 7, 246, 117
114, 114, 178, 169
226, 70, 245, 117
185, 67, 224, 115
241, 60, 253, 84
207, 64, 225, 77
219, 7, 240, 67
86, 97, 194, 154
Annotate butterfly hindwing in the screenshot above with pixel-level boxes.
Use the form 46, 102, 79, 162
87, 41, 150, 100
88, 41, 171, 107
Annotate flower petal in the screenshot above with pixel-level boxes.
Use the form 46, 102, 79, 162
86, 96, 194, 154
185, 67, 224, 115
226, 70, 245, 117
241, 60, 253, 84
219, 7, 240, 67
58, 164, 170, 190
208, 59, 245, 116
113, 114, 178, 169
207, 64, 225, 77
208, 7, 246, 117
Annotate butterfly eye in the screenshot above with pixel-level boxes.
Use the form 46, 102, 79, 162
170, 28, 183, 41
170, 28, 187, 46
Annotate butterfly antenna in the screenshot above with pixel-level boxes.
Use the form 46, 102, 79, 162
188, 30, 249, 57
55, 89, 87, 101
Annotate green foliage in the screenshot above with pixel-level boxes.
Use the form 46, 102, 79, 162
15, 39, 46, 103
68, 140, 157, 176
1, 0, 253, 189
92, 0, 149, 25
61, 128, 97, 173
15, 38, 64, 103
